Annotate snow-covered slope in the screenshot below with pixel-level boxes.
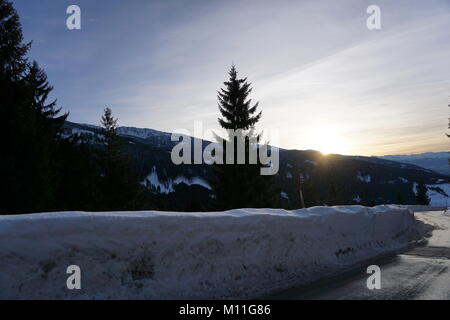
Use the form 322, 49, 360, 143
62, 122, 450, 206
141, 167, 212, 194
117, 126, 171, 140
379, 152, 450, 175
65, 122, 171, 141
0, 206, 422, 299
413, 183, 450, 206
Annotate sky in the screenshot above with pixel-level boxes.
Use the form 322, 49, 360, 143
11, 0, 450, 156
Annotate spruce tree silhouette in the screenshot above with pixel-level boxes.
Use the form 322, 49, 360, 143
0, 0, 30, 79
0, 1, 150, 214
415, 178, 430, 206
0, 0, 68, 214
210, 65, 279, 210
218, 65, 261, 131
98, 108, 146, 211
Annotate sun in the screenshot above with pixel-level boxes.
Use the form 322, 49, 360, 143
305, 126, 349, 155
314, 140, 338, 155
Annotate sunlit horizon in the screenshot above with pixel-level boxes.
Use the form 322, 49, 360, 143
12, 0, 450, 157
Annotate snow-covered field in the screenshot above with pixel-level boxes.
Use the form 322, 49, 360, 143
0, 206, 422, 299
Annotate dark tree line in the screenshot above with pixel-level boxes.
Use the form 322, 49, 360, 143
0, 0, 146, 214
0, 0, 279, 214
1, 0, 435, 214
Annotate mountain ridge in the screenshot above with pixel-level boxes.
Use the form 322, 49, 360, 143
62, 121, 450, 210
378, 152, 449, 175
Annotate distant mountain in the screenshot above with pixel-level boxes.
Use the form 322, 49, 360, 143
63, 121, 450, 210
378, 152, 450, 175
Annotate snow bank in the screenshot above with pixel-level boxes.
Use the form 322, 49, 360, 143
402, 205, 447, 212
0, 206, 421, 299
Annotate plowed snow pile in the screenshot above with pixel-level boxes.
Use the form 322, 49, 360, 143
0, 205, 422, 299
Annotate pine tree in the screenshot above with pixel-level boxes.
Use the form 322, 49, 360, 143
101, 107, 118, 141
98, 108, 145, 211
210, 65, 279, 210
0, 0, 30, 79
21, 62, 68, 211
217, 65, 261, 131
0, 1, 147, 214
416, 179, 430, 206
0, 0, 67, 214
25, 61, 67, 133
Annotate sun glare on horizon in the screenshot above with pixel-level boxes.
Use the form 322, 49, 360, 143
304, 126, 350, 155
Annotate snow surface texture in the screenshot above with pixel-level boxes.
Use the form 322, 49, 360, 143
0, 206, 421, 299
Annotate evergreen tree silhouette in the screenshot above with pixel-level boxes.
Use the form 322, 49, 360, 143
217, 65, 261, 131
98, 108, 145, 211
210, 65, 279, 210
0, 1, 149, 214
101, 107, 119, 141
0, 0, 30, 79
415, 178, 430, 206
0, 0, 67, 214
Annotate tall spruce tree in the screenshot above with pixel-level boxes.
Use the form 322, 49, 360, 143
211, 65, 279, 210
0, 0, 30, 79
0, 0, 67, 214
25, 61, 67, 133
101, 107, 119, 141
98, 108, 145, 211
21, 62, 68, 211
0, 1, 148, 214
415, 178, 430, 206
217, 65, 261, 131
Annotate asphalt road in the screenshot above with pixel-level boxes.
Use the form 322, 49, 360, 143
269, 210, 450, 300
